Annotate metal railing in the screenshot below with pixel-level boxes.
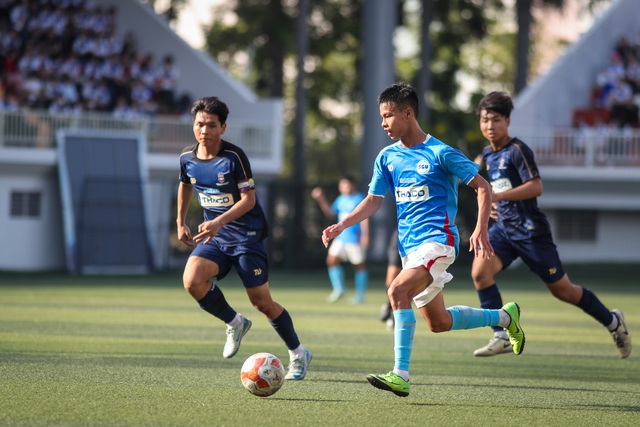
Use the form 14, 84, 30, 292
2, 110, 639, 168
0, 110, 275, 159
518, 127, 640, 167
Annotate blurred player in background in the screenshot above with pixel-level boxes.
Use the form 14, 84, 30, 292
321, 82, 525, 397
471, 91, 631, 358
176, 96, 312, 379
311, 176, 369, 304
379, 229, 402, 331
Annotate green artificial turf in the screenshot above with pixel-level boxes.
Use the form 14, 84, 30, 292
1, 264, 639, 426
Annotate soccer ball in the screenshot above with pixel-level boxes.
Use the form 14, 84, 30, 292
240, 352, 285, 397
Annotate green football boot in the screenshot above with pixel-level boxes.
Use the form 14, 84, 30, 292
502, 302, 525, 355
366, 372, 410, 397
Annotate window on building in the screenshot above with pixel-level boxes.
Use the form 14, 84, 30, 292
557, 210, 597, 241
10, 191, 42, 218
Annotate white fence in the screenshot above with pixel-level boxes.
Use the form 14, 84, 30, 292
0, 110, 276, 159
504, 127, 640, 167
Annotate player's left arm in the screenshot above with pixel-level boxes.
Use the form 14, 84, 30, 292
467, 174, 494, 259
493, 141, 543, 202
492, 177, 542, 203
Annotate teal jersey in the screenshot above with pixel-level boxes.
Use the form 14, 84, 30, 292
368, 135, 479, 257
332, 192, 366, 244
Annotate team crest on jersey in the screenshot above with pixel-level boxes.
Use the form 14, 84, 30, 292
216, 173, 228, 186
190, 177, 196, 184
417, 160, 430, 174
498, 153, 508, 169
388, 165, 394, 172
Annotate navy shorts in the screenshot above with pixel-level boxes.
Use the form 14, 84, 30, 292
387, 230, 402, 268
190, 239, 269, 288
489, 224, 566, 284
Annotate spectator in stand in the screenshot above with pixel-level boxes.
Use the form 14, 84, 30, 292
155, 54, 179, 114
606, 76, 638, 128
614, 35, 634, 67
112, 96, 140, 120
1, 91, 20, 112
625, 54, 640, 94
130, 77, 156, 115
4, 0, 185, 117
596, 51, 626, 109
9, 1, 29, 34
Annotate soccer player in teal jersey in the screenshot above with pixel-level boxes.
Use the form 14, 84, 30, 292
177, 96, 311, 380
321, 82, 525, 397
471, 91, 631, 359
312, 175, 369, 303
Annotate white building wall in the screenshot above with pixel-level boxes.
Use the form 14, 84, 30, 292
548, 210, 640, 263
0, 170, 65, 271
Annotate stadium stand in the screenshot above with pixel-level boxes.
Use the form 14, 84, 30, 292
0, 0, 186, 116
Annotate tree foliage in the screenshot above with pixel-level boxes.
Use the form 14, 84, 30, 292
204, 0, 364, 184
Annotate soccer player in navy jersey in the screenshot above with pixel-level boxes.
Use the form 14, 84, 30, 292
176, 96, 311, 379
321, 82, 525, 397
471, 91, 631, 358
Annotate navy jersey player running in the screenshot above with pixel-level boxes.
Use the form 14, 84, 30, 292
471, 91, 631, 359
321, 82, 525, 397
177, 96, 311, 379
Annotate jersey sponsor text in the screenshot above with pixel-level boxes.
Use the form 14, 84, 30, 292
198, 192, 234, 207
395, 185, 429, 202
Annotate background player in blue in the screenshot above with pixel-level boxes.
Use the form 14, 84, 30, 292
176, 96, 312, 379
471, 91, 631, 358
321, 82, 525, 397
311, 175, 369, 303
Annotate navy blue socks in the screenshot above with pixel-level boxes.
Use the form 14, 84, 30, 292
197, 283, 236, 324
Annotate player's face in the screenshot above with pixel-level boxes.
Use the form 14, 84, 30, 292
193, 111, 226, 147
479, 109, 510, 146
338, 179, 354, 195
379, 102, 410, 141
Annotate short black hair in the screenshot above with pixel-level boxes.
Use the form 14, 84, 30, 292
341, 174, 356, 185
377, 82, 420, 117
476, 91, 514, 119
191, 96, 230, 124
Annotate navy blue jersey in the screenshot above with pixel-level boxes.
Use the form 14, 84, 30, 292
179, 140, 268, 245
482, 138, 551, 240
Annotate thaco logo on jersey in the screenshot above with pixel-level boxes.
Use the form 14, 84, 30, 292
490, 178, 512, 193
198, 192, 234, 207
395, 185, 429, 202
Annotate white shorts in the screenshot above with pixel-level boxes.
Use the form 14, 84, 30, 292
402, 242, 455, 308
328, 240, 366, 265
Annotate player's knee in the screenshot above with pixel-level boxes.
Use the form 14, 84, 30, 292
471, 268, 490, 287
182, 278, 205, 299
253, 300, 279, 318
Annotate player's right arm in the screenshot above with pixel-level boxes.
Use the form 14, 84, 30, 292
311, 187, 335, 218
176, 181, 195, 247
322, 194, 383, 248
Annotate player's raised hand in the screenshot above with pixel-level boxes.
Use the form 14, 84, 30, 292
311, 187, 324, 200
321, 223, 344, 248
